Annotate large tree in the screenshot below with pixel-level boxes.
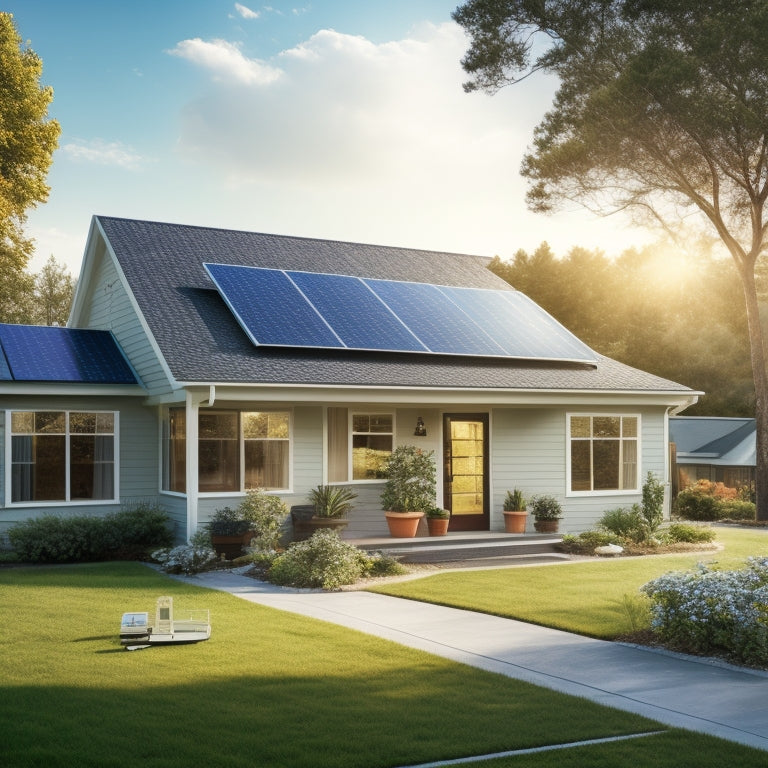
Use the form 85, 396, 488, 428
454, 0, 768, 519
0, 12, 60, 321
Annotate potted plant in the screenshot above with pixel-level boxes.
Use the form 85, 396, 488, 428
502, 489, 528, 533
426, 506, 451, 536
209, 489, 288, 559
381, 445, 436, 537
305, 484, 358, 535
529, 494, 563, 533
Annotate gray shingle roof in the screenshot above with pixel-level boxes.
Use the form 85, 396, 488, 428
97, 216, 694, 393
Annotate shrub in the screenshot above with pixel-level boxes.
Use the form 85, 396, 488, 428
675, 481, 756, 522
640, 471, 664, 535
558, 530, 620, 555
599, 505, 646, 543
268, 529, 404, 590
152, 543, 218, 574
719, 500, 757, 521
9, 504, 172, 563
381, 445, 437, 512
528, 495, 563, 521
642, 558, 768, 667
663, 523, 715, 544
233, 489, 288, 551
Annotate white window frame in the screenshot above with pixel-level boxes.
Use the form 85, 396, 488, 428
5, 409, 120, 507
566, 413, 641, 497
348, 411, 394, 483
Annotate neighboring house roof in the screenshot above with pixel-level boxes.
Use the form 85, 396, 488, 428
74, 216, 698, 397
670, 417, 756, 467
0, 324, 137, 385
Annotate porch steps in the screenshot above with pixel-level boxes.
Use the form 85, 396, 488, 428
352, 532, 566, 565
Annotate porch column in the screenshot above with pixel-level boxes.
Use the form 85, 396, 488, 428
185, 391, 200, 541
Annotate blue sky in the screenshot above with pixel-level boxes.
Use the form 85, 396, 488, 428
7, 1, 646, 275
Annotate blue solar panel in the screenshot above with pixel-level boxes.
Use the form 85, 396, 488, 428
286, 271, 427, 352
0, 325, 137, 383
438, 286, 595, 361
205, 264, 344, 348
204, 264, 597, 363
363, 279, 507, 356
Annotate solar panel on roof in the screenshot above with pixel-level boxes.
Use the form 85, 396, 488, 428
204, 263, 344, 348
203, 263, 597, 363
0, 325, 137, 383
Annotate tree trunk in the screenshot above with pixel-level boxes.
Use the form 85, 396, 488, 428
739, 266, 768, 520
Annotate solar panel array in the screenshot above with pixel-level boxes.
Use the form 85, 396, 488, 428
0, 324, 137, 383
205, 264, 597, 363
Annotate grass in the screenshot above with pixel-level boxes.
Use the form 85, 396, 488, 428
0, 563, 765, 766
368, 527, 768, 639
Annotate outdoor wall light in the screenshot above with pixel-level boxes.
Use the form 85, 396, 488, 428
414, 416, 427, 436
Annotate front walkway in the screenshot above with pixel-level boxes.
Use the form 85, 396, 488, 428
178, 568, 768, 753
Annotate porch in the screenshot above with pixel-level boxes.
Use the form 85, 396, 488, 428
348, 531, 566, 567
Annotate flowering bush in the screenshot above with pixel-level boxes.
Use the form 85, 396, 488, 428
642, 557, 768, 667
152, 544, 218, 575
674, 479, 755, 522
268, 529, 404, 590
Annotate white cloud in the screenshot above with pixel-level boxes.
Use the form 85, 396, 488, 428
168, 38, 282, 85
61, 139, 145, 170
234, 3, 259, 20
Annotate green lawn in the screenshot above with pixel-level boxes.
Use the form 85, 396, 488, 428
1, 558, 766, 766
368, 527, 768, 639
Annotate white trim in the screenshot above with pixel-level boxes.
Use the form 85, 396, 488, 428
565, 412, 642, 497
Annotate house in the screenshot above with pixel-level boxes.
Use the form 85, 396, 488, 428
669, 416, 755, 494
0, 216, 700, 543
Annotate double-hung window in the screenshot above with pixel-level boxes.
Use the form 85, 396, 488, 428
9, 410, 117, 503
327, 408, 393, 482
568, 414, 639, 494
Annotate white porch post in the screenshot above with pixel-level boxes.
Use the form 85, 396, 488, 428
185, 391, 200, 541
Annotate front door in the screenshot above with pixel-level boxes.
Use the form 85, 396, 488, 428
443, 414, 489, 531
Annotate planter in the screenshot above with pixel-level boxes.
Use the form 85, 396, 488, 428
306, 517, 349, 536
533, 519, 560, 533
427, 516, 450, 536
211, 530, 255, 560
503, 510, 528, 534
385, 510, 424, 538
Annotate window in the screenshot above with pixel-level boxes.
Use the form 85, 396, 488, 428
162, 408, 291, 493
351, 413, 393, 480
10, 411, 116, 503
568, 415, 639, 494
327, 408, 394, 482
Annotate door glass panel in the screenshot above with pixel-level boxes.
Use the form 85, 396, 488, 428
445, 418, 486, 519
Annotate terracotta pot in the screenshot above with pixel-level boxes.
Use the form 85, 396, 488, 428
503, 510, 528, 534
384, 511, 424, 538
307, 517, 349, 535
533, 519, 560, 533
427, 516, 450, 536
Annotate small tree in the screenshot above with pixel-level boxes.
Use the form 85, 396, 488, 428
641, 472, 665, 536
380, 446, 437, 512
33, 255, 75, 326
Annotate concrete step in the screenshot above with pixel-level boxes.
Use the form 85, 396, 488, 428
353, 533, 563, 564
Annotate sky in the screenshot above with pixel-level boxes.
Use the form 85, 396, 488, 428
6, 0, 651, 276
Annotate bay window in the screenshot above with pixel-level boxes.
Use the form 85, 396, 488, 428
568, 414, 639, 494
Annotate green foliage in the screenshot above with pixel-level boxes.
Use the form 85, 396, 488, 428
308, 484, 358, 518
641, 472, 665, 534
503, 488, 526, 511
380, 445, 436, 512
528, 495, 563, 521
267, 529, 402, 590
664, 523, 715, 544
32, 254, 75, 325
599, 505, 647, 544
0, 13, 60, 322
8, 503, 172, 563
151, 543, 217, 574
210, 489, 288, 549
425, 506, 450, 519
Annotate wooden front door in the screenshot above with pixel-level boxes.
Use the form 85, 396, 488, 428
443, 414, 489, 531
